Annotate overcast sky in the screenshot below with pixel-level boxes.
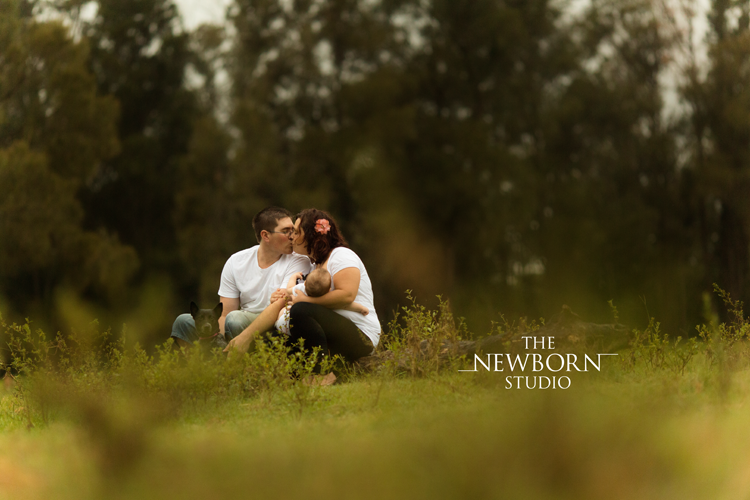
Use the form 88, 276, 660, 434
174, 0, 231, 29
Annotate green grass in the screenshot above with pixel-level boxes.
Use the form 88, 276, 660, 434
2, 290, 750, 500
1, 364, 750, 500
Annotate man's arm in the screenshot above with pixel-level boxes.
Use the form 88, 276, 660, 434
223, 297, 286, 356
219, 296, 240, 335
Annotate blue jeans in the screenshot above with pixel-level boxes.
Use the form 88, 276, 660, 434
170, 310, 261, 344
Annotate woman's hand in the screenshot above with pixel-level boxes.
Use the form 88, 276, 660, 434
290, 268, 360, 309
291, 289, 313, 305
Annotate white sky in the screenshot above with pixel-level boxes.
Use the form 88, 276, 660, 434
174, 0, 231, 29
68, 0, 713, 121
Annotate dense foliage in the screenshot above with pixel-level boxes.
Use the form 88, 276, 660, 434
1, 0, 750, 339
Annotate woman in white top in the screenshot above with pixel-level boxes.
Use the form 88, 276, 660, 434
289, 208, 380, 363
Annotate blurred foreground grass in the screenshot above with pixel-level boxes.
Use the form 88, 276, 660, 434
2, 293, 750, 499
1, 360, 750, 498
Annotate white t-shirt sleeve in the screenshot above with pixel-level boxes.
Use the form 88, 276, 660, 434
282, 254, 313, 287
218, 255, 240, 298
327, 248, 361, 277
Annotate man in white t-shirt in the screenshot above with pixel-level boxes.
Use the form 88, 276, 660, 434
170, 207, 312, 347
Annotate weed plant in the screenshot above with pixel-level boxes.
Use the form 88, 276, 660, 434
6, 286, 749, 427
624, 317, 701, 375
0, 313, 338, 430
2, 290, 750, 499
612, 285, 750, 405
380, 291, 469, 377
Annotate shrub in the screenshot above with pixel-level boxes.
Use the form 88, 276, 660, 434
0, 315, 336, 427
381, 292, 469, 377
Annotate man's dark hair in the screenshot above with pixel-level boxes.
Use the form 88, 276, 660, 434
253, 206, 293, 243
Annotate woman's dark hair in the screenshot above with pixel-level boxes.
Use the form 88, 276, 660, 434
297, 208, 348, 264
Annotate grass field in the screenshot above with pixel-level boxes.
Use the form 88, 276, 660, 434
1, 297, 750, 500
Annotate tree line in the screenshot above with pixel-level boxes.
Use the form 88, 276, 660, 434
1, 0, 749, 340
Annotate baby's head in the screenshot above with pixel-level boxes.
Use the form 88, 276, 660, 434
304, 268, 331, 297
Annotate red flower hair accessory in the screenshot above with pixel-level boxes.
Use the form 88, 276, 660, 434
315, 219, 331, 234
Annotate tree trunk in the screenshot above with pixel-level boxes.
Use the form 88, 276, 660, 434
718, 204, 749, 317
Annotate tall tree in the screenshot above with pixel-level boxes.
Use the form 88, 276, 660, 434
80, 0, 198, 280
387, 0, 577, 322
172, 23, 236, 302
222, 0, 580, 327
683, 0, 750, 314
536, 0, 696, 326
0, 0, 137, 317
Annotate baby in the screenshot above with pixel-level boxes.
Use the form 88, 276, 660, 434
275, 268, 368, 335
